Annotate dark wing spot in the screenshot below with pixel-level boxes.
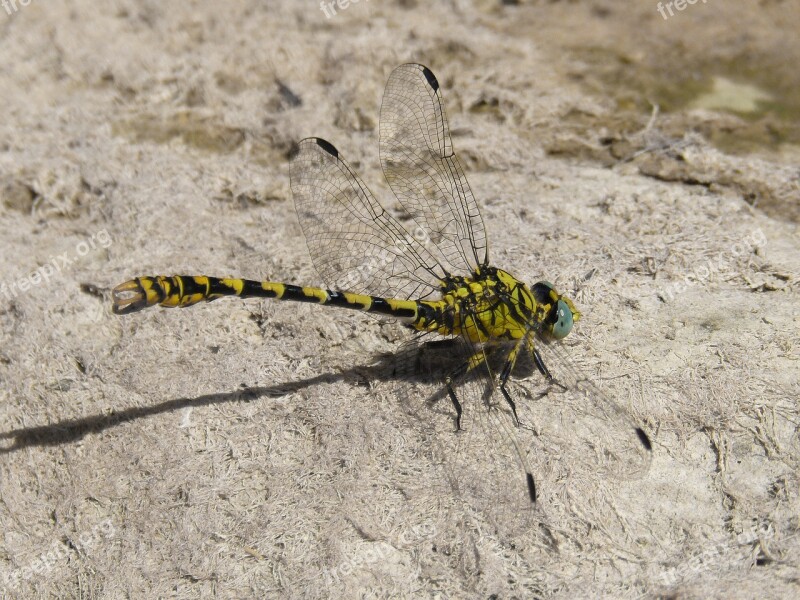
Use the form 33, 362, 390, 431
636, 427, 652, 451
421, 66, 439, 91
526, 472, 537, 503
314, 138, 338, 158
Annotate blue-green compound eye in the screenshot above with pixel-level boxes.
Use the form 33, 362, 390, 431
550, 300, 574, 340
531, 281, 556, 304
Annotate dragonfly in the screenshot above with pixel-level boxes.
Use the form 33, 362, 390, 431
112, 63, 651, 508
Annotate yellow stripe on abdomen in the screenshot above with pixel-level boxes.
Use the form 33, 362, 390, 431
112, 275, 421, 320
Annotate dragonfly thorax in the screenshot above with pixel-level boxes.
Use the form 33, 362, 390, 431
413, 266, 578, 344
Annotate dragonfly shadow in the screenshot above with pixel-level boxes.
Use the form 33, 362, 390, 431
368, 336, 542, 420
0, 338, 523, 455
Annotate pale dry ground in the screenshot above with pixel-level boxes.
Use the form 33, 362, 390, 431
0, 1, 798, 599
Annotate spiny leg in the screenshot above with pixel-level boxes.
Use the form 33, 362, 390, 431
527, 336, 569, 396
445, 362, 468, 431
444, 348, 494, 431
498, 340, 526, 426
521, 333, 552, 381
532, 347, 552, 380
445, 381, 464, 431
445, 342, 529, 430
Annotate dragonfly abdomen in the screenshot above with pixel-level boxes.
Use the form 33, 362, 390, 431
111, 275, 420, 320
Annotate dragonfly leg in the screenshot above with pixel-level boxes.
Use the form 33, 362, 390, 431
532, 348, 553, 380
524, 335, 553, 380
499, 368, 520, 427
445, 376, 464, 431
446, 342, 528, 430
444, 348, 492, 431
528, 338, 569, 394
498, 341, 525, 426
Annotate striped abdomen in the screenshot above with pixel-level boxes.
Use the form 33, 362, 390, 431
111, 275, 420, 320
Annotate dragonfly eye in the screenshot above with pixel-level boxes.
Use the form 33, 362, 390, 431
548, 300, 574, 340
531, 281, 555, 304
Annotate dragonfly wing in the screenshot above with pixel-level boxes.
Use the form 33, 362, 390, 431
380, 63, 488, 275
388, 328, 544, 538
523, 331, 653, 482
290, 137, 446, 299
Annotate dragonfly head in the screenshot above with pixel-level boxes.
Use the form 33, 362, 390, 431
531, 281, 581, 340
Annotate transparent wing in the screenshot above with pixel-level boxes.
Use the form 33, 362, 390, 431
519, 328, 653, 483
290, 137, 446, 299
390, 294, 652, 532
386, 321, 545, 538
380, 63, 488, 275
